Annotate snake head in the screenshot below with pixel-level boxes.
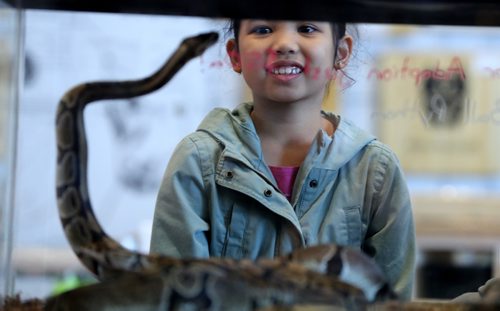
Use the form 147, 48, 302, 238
182, 32, 219, 58
335, 247, 398, 302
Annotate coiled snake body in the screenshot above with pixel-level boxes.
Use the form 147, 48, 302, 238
48, 32, 394, 310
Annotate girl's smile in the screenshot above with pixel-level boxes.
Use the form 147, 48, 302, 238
266, 60, 304, 82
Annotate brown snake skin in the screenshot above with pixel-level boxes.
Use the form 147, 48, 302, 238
47, 32, 395, 311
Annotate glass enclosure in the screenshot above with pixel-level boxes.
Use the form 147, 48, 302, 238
1, 3, 500, 304
0, 0, 22, 299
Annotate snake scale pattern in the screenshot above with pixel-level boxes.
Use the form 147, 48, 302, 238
47, 32, 395, 311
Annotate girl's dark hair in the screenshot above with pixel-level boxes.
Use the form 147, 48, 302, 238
227, 19, 347, 62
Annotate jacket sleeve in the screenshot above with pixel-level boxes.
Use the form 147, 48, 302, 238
150, 136, 210, 259
363, 146, 416, 300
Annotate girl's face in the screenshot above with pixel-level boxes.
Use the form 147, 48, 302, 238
227, 20, 343, 105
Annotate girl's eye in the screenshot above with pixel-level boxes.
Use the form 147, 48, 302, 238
250, 26, 272, 35
298, 25, 318, 34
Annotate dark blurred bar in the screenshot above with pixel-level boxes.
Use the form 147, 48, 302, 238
4, 0, 500, 26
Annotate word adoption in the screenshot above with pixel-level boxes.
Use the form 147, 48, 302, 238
366, 57, 466, 85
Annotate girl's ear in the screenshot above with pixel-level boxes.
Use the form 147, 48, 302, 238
226, 39, 242, 73
334, 35, 353, 70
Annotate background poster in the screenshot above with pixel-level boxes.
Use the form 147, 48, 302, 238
374, 54, 500, 174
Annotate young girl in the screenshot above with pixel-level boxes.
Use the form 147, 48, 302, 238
150, 19, 416, 300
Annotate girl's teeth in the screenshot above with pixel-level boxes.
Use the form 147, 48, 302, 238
272, 66, 302, 75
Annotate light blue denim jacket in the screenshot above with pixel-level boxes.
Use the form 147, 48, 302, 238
150, 103, 416, 299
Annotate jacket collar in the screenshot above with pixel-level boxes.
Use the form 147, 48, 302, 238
197, 103, 376, 171
312, 111, 377, 170
197, 102, 265, 169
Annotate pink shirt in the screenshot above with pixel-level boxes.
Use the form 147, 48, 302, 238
268, 166, 300, 201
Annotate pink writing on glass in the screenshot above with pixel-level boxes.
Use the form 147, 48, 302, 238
200, 52, 351, 87
366, 57, 466, 85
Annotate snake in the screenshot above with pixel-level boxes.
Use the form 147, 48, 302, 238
49, 31, 395, 310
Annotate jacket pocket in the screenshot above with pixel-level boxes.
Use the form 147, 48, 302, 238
221, 203, 247, 259
344, 205, 362, 246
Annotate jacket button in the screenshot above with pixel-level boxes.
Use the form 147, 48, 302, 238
226, 171, 234, 179
264, 189, 272, 197
309, 179, 318, 188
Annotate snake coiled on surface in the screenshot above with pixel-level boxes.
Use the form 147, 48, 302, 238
49, 32, 394, 311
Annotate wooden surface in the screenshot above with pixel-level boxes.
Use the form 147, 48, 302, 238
413, 195, 500, 237
2, 297, 499, 311
260, 301, 500, 310
413, 195, 500, 277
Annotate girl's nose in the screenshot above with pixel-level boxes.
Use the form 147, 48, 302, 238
270, 30, 298, 55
